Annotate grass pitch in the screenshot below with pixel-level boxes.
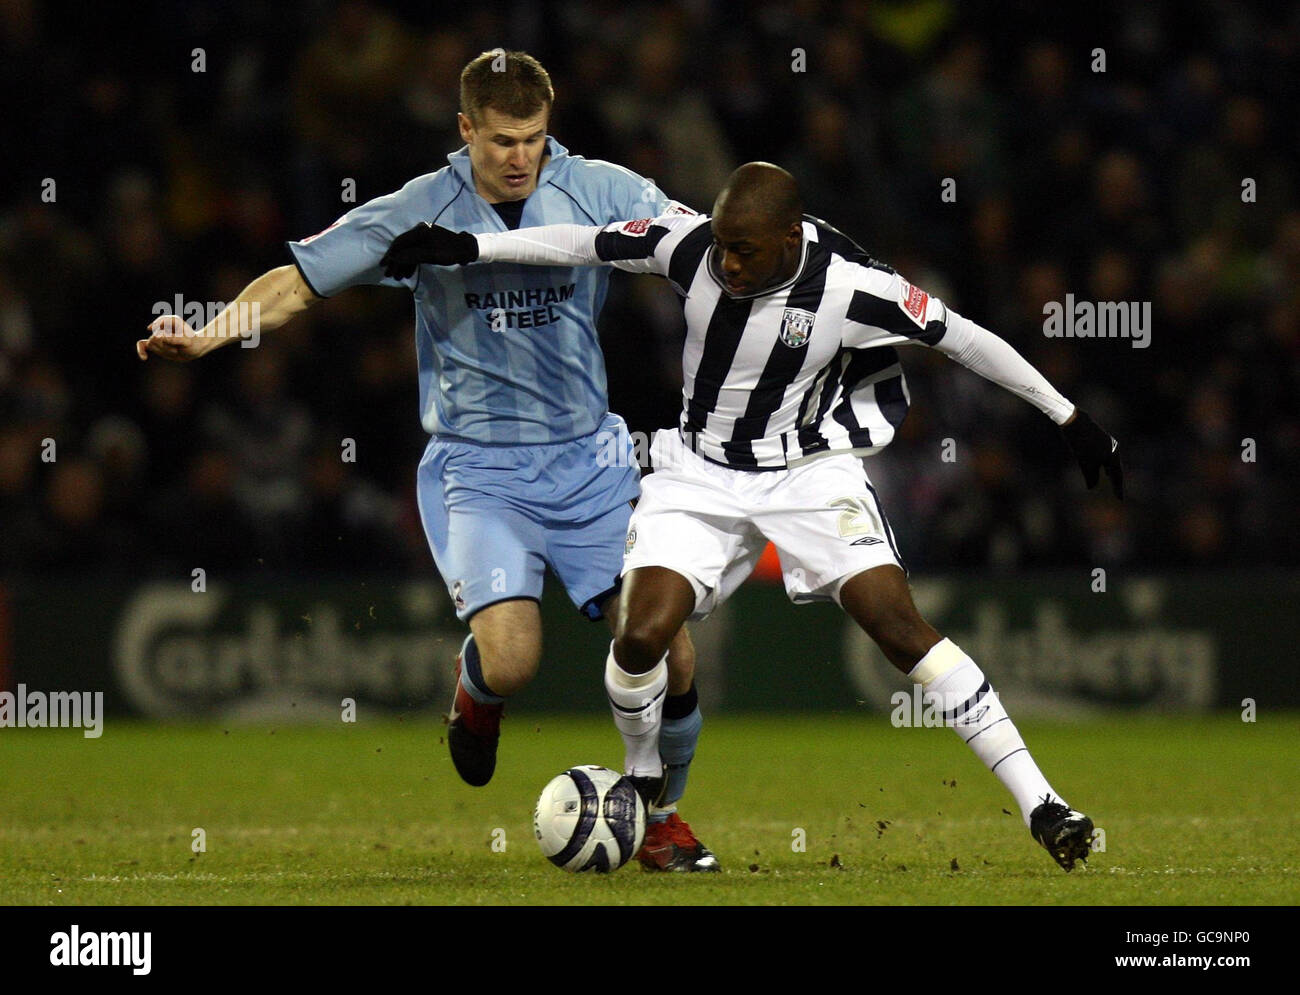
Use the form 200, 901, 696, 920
2, 713, 1296, 905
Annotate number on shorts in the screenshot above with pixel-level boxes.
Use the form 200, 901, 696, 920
829, 496, 878, 538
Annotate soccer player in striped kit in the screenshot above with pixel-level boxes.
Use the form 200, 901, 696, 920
137, 51, 717, 872
380, 161, 1125, 871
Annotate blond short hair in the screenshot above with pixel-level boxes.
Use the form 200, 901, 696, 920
460, 49, 554, 124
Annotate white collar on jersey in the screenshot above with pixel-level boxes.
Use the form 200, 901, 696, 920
706, 233, 810, 301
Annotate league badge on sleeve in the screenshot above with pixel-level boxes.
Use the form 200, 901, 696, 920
898, 279, 930, 329
779, 307, 815, 348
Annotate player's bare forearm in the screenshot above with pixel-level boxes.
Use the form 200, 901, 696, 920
243, 264, 318, 331
137, 264, 319, 362
195, 265, 319, 350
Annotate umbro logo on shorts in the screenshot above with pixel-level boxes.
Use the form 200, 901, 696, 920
850, 535, 884, 546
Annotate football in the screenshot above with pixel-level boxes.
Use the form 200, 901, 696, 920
533, 765, 646, 872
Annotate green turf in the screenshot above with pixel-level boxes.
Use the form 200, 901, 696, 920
1, 713, 1296, 905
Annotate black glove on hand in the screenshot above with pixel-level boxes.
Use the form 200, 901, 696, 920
1061, 408, 1124, 499
380, 223, 479, 279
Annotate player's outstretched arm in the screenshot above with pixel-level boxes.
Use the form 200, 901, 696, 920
380, 214, 691, 279
136, 264, 320, 362
379, 221, 609, 278
379, 223, 482, 278
929, 311, 1124, 498
1059, 408, 1124, 499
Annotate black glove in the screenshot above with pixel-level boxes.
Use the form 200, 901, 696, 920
380, 223, 479, 279
1061, 408, 1123, 499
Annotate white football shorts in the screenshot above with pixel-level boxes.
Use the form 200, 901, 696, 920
623, 429, 906, 620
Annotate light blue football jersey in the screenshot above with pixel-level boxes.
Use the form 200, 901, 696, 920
287, 138, 675, 445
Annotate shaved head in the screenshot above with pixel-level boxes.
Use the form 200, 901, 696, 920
709, 162, 805, 296
713, 162, 803, 232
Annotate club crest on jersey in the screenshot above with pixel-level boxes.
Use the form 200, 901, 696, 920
779, 308, 815, 347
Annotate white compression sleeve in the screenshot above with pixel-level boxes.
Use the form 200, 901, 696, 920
929, 311, 1076, 424
475, 225, 603, 266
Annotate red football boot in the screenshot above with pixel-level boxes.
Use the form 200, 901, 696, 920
636, 813, 720, 872
446, 657, 503, 787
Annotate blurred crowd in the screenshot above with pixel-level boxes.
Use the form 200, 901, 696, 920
1, 0, 1297, 578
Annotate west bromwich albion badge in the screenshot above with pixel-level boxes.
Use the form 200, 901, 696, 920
779, 307, 815, 347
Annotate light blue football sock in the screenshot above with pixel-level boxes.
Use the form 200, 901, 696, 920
655, 704, 702, 822
458, 633, 505, 705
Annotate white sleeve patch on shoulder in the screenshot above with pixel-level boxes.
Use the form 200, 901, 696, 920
897, 278, 930, 329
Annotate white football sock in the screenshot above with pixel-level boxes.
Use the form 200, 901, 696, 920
910, 638, 1064, 827
605, 644, 667, 778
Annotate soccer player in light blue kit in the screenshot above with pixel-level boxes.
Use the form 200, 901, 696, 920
137, 51, 717, 871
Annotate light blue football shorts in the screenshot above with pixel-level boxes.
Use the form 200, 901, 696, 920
416, 413, 640, 622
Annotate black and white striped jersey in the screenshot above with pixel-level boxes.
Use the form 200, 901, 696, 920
475, 211, 1075, 470
589, 210, 941, 469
